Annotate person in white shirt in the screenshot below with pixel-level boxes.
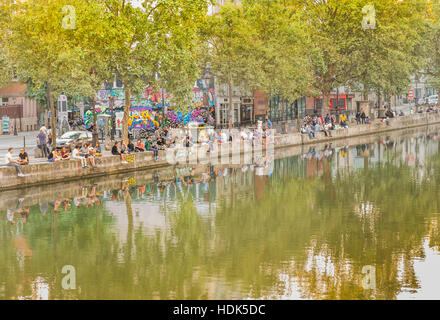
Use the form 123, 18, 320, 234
5, 147, 24, 177
72, 145, 88, 169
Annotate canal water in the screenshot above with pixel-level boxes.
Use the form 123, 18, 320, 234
1, 126, 440, 300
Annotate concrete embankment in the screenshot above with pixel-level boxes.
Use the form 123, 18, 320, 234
1, 112, 440, 191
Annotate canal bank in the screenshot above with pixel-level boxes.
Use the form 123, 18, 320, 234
1, 123, 438, 210
1, 112, 440, 191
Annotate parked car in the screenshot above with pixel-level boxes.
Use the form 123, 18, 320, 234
417, 97, 426, 106
428, 95, 438, 106
56, 131, 92, 150
187, 122, 215, 142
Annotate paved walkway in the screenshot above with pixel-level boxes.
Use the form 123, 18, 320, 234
0, 130, 38, 151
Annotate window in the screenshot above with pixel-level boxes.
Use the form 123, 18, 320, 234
115, 76, 123, 88
220, 103, 229, 125
0, 97, 9, 106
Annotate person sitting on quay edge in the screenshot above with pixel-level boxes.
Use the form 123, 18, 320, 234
135, 139, 145, 152
94, 142, 103, 157
18, 148, 29, 165
144, 136, 159, 161
5, 147, 24, 177
385, 109, 394, 118
72, 145, 88, 169
127, 140, 135, 153
120, 141, 129, 154
80, 143, 95, 167
48, 148, 61, 163
112, 141, 128, 164
340, 115, 349, 129
323, 122, 332, 137
156, 137, 166, 150
86, 143, 97, 168
60, 146, 71, 160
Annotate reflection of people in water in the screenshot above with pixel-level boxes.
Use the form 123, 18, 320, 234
40, 202, 48, 216
7, 207, 30, 225
7, 198, 30, 225
52, 200, 62, 213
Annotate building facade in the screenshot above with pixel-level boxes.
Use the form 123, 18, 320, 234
0, 82, 38, 133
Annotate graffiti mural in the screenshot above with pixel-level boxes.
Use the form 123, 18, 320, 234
91, 80, 216, 130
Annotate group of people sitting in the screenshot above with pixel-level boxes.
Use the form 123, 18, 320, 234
4, 147, 29, 177
111, 134, 174, 162
46, 142, 103, 169
301, 114, 343, 139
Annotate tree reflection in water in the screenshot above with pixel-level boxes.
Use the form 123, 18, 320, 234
0, 132, 440, 300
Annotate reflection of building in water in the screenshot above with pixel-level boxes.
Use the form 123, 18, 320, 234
215, 166, 255, 209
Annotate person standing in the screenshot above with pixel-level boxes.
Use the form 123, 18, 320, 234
361, 110, 366, 124
5, 148, 24, 177
37, 129, 49, 157
355, 111, 361, 125
40, 125, 47, 136
47, 126, 53, 146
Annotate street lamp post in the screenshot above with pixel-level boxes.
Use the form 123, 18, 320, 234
13, 107, 18, 136
110, 96, 115, 141
415, 77, 419, 112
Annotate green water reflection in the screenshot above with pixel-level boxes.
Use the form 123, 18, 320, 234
1, 131, 440, 300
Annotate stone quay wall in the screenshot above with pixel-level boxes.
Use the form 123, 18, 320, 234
1, 112, 440, 191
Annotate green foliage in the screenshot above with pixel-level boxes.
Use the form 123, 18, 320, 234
348, 0, 429, 98
242, 0, 316, 101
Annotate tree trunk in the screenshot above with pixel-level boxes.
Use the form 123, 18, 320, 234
123, 85, 131, 144
228, 79, 233, 130
363, 86, 369, 101
322, 90, 331, 117
124, 186, 134, 264
92, 97, 98, 146
47, 82, 57, 149
377, 91, 381, 109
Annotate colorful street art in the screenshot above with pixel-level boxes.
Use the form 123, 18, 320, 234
88, 80, 216, 130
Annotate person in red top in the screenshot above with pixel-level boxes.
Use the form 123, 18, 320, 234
60, 146, 71, 160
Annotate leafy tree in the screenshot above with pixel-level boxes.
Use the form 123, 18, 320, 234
200, 3, 261, 129
291, 0, 428, 116
99, 0, 209, 142
7, 0, 97, 148
243, 0, 316, 119
424, 0, 440, 98
0, 0, 15, 86
348, 0, 429, 105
